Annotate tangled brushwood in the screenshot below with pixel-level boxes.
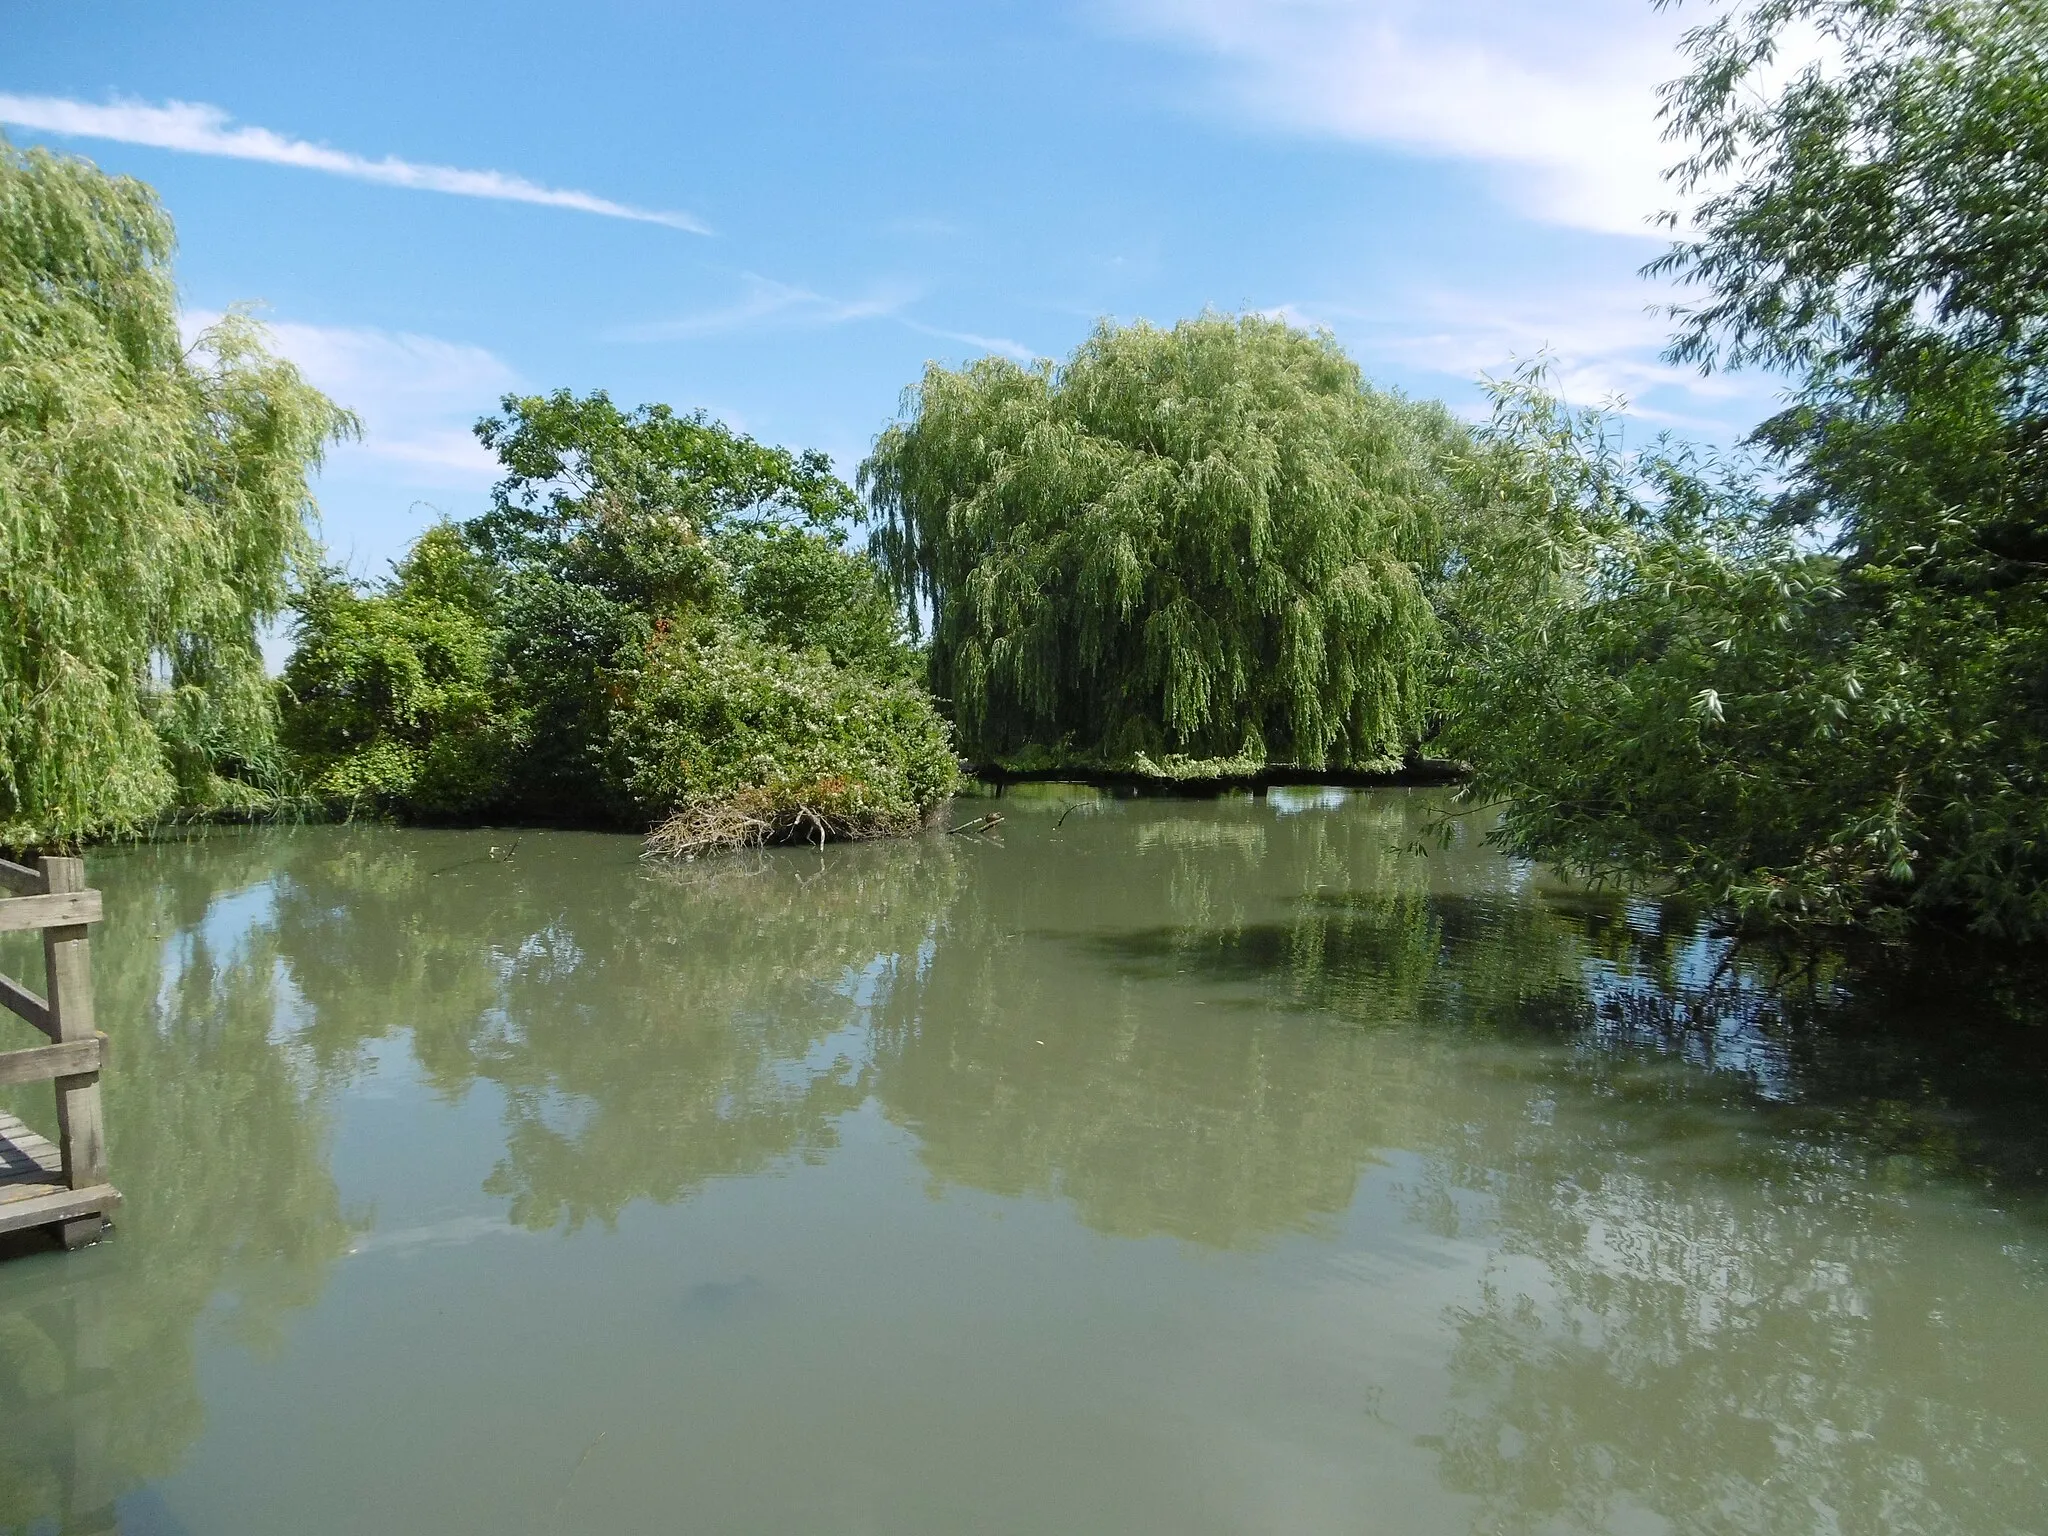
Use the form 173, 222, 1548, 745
622, 627, 958, 858
646, 778, 927, 859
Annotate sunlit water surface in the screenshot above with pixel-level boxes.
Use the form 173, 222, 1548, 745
2, 789, 2045, 1535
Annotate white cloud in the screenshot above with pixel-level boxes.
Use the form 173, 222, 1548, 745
0, 93, 708, 232
1268, 281, 1769, 432
618, 274, 1039, 361
187, 311, 520, 484
616, 274, 915, 340
1099, 0, 1697, 235
901, 320, 1038, 362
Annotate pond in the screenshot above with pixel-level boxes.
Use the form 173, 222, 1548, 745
1, 789, 2045, 1535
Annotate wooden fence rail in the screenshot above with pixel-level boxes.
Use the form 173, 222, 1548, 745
0, 855, 119, 1251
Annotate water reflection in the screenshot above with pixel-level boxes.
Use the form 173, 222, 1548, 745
867, 796, 1524, 1246
0, 794, 2043, 1532
0, 838, 356, 1534
253, 833, 962, 1230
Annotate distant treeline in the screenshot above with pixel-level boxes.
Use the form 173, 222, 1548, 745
5, 0, 2048, 937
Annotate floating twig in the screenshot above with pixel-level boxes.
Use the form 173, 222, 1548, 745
949, 812, 1005, 835
429, 837, 521, 877
550, 1430, 608, 1529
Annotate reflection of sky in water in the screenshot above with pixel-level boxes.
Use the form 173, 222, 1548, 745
156, 877, 276, 1001
1267, 786, 1354, 814
2, 802, 2043, 1536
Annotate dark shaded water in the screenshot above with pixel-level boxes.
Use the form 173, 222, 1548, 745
1, 789, 2044, 1534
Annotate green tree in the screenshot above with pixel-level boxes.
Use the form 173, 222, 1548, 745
1439, 370, 1898, 925
0, 137, 353, 849
1651, 0, 2048, 933
282, 392, 955, 844
861, 313, 1461, 773
469, 390, 913, 818
1448, 0, 2048, 936
279, 527, 506, 817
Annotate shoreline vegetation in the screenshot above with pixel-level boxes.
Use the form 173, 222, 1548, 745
9, 0, 2048, 941
960, 755, 1471, 795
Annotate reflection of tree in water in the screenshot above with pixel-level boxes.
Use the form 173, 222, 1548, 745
0, 834, 357, 1533
1405, 943, 2048, 1536
1430, 1165, 2048, 1536
869, 793, 1570, 1247
4, 797, 2044, 1531
261, 830, 962, 1230
897, 792, 2048, 1531
1127, 826, 2048, 1535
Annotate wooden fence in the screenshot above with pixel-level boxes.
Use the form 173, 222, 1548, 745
0, 856, 119, 1250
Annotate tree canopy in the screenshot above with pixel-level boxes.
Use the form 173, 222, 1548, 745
861, 314, 1462, 773
282, 391, 956, 848
0, 135, 352, 849
1444, 0, 2048, 937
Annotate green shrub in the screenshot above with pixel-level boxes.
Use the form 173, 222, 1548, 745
280, 532, 508, 818
1443, 0, 2048, 938
619, 629, 958, 855
280, 396, 955, 849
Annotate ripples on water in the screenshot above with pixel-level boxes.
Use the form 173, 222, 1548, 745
0, 789, 2043, 1534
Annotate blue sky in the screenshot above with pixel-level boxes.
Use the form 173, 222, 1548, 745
5, 0, 1776, 580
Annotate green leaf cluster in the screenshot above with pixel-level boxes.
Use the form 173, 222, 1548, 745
281, 391, 957, 841
1446, 0, 2048, 936
0, 136, 353, 849
1440, 371, 1916, 926
277, 528, 509, 817
861, 313, 1461, 772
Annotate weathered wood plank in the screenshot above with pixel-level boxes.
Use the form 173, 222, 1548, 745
0, 1110, 59, 1156
0, 1036, 101, 1088
0, 889, 102, 934
0, 1184, 66, 1211
0, 972, 54, 1038
0, 859, 43, 896
41, 858, 108, 1190
0, 1111, 61, 1184
0, 1183, 119, 1238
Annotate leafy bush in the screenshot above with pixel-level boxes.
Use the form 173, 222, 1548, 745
279, 531, 507, 818
281, 393, 957, 846
1443, 0, 2048, 938
1441, 373, 1918, 928
620, 629, 958, 855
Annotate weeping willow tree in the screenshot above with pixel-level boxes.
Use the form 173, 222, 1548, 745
0, 136, 352, 849
860, 314, 1463, 772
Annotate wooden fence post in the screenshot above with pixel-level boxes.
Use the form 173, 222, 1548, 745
39, 857, 108, 1249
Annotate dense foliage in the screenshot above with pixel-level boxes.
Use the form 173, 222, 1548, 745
1446, 0, 2048, 936
861, 314, 1463, 773
0, 136, 352, 849
281, 392, 957, 847
1440, 371, 1904, 921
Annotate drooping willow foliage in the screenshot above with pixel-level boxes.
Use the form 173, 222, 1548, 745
860, 314, 1463, 771
0, 136, 353, 849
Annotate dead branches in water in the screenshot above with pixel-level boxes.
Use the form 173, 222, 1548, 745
645, 782, 917, 861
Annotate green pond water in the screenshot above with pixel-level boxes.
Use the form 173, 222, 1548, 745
1, 788, 2045, 1535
